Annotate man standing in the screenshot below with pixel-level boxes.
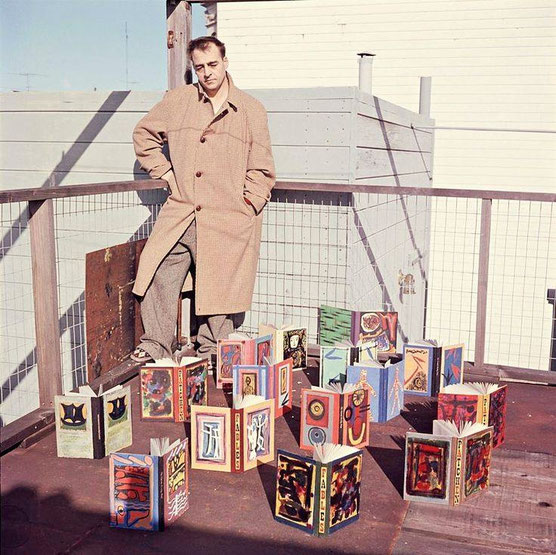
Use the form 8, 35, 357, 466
130, 36, 275, 364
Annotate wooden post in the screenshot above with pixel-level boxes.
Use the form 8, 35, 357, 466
474, 198, 492, 368
28, 199, 63, 406
167, 1, 192, 89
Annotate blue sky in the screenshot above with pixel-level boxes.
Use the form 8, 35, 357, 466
0, 0, 206, 92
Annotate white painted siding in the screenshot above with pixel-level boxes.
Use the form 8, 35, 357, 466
218, 0, 556, 193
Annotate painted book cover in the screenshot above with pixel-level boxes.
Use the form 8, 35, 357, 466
319, 305, 353, 346
254, 334, 273, 365
404, 435, 452, 505
271, 358, 294, 417
162, 438, 190, 526
274, 445, 362, 536
320, 346, 353, 387
55, 384, 132, 459
103, 385, 132, 455
55, 394, 98, 459
232, 365, 269, 398
190, 397, 275, 473
352, 311, 398, 353
404, 421, 493, 505
280, 328, 307, 369
300, 385, 371, 450
216, 339, 252, 389
109, 452, 162, 531
140, 358, 208, 421
346, 360, 405, 423
438, 383, 507, 448
403, 344, 436, 396
440, 344, 464, 388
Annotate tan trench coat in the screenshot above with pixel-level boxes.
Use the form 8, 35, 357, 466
132, 74, 275, 315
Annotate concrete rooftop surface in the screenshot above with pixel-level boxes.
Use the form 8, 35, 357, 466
1, 359, 555, 554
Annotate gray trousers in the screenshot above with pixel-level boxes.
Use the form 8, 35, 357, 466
138, 219, 243, 360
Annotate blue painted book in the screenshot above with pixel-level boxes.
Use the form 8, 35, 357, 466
346, 359, 404, 423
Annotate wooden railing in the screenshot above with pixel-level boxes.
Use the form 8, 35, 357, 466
1, 179, 555, 452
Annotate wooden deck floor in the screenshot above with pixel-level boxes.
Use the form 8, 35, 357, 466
1, 360, 555, 554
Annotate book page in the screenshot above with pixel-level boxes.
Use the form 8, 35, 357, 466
353, 359, 383, 369
228, 332, 251, 340
442, 383, 478, 395
150, 437, 170, 457
468, 382, 499, 395
432, 419, 459, 436
76, 385, 97, 397
144, 357, 178, 367
233, 394, 266, 409
314, 443, 360, 464
102, 384, 123, 397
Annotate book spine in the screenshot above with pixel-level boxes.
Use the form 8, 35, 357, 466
338, 393, 345, 445
316, 462, 329, 536
156, 456, 165, 531
232, 409, 244, 474
452, 437, 464, 506
432, 348, 442, 395
350, 311, 359, 345
175, 367, 187, 422
92, 397, 105, 459
380, 371, 387, 423
480, 395, 489, 425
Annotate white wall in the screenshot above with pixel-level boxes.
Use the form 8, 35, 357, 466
218, 0, 556, 193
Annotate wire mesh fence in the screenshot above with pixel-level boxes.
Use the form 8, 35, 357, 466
1, 185, 554, 427
0, 202, 39, 426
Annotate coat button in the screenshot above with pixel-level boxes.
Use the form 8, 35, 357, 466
196, 171, 202, 177
200, 136, 206, 143
196, 205, 202, 212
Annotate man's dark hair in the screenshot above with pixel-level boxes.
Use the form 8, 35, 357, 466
187, 36, 226, 58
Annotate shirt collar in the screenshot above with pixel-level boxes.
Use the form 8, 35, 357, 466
196, 72, 240, 112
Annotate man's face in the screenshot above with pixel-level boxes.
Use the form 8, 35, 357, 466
192, 43, 228, 95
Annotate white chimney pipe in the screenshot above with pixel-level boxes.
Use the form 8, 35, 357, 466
358, 52, 376, 96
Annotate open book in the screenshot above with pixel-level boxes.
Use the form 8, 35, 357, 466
319, 340, 378, 387
215, 332, 274, 388
403, 341, 465, 395
318, 305, 398, 353
191, 395, 275, 472
140, 356, 208, 422
54, 383, 132, 459
259, 323, 307, 369
346, 357, 404, 423
275, 444, 362, 536
438, 382, 507, 448
404, 420, 493, 505
232, 357, 294, 418
109, 437, 189, 532
300, 383, 371, 450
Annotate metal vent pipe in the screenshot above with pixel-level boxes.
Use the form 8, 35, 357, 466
358, 52, 376, 96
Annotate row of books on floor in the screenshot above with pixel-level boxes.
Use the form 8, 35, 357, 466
107, 414, 499, 534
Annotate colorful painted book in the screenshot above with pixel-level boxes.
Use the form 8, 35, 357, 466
54, 384, 132, 459
404, 421, 493, 506
140, 357, 208, 421
346, 358, 404, 423
319, 305, 398, 353
403, 341, 465, 395
438, 382, 507, 448
191, 395, 275, 472
215, 332, 274, 389
232, 358, 294, 418
259, 323, 307, 369
275, 443, 362, 536
319, 341, 378, 387
109, 437, 189, 531
300, 383, 371, 450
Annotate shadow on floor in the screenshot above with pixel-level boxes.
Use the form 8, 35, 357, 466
1, 485, 339, 555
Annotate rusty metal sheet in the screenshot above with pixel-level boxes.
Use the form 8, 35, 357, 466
85, 239, 145, 381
